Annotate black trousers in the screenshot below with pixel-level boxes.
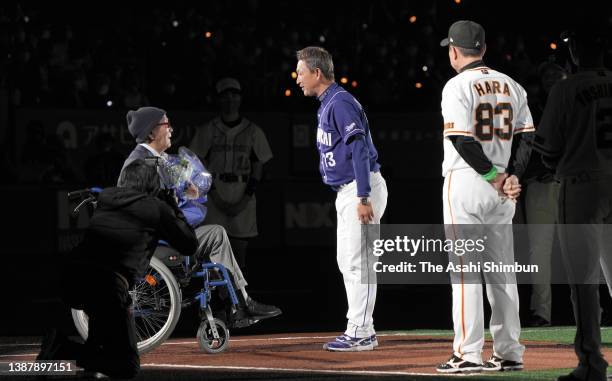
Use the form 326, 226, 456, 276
556, 176, 612, 381
61, 266, 140, 378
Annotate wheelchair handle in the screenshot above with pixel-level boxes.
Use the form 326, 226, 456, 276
71, 196, 96, 218
68, 189, 90, 200
68, 187, 103, 200
68, 187, 102, 217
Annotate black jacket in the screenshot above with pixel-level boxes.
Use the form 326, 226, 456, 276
70, 187, 198, 286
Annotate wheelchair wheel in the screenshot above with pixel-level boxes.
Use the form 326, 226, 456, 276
197, 318, 229, 354
71, 256, 182, 354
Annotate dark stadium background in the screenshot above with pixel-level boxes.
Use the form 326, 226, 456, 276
1, 1, 611, 338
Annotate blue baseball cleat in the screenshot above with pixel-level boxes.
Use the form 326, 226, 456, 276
323, 334, 377, 352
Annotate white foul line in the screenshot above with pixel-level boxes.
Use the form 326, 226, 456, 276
0, 343, 40, 347
142, 363, 444, 377
161, 335, 337, 346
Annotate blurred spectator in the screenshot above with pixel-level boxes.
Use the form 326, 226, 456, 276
84, 133, 126, 187
122, 73, 149, 109
522, 61, 567, 327
151, 75, 182, 109
40, 134, 80, 184
1, 2, 610, 111
17, 120, 49, 184
86, 73, 114, 108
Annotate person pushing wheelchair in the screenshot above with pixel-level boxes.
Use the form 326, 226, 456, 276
119, 106, 281, 325
38, 159, 199, 379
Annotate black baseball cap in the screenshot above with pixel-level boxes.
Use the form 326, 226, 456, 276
440, 20, 485, 49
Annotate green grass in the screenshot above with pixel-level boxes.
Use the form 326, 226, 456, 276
377, 327, 612, 380
393, 369, 573, 380
380, 326, 612, 346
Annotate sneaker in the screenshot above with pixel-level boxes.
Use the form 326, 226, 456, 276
335, 334, 378, 347
483, 355, 524, 371
244, 297, 282, 319
323, 334, 375, 352
436, 355, 483, 373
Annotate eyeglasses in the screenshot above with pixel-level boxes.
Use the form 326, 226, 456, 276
156, 122, 173, 132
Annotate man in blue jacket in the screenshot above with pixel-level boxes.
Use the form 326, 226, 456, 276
296, 47, 388, 351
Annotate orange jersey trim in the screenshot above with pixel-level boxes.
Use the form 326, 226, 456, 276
444, 130, 473, 137
446, 171, 465, 356
514, 126, 535, 134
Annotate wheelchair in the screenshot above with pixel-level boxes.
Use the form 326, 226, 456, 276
67, 188, 240, 354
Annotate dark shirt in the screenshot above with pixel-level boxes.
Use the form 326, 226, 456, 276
70, 187, 198, 286
535, 68, 612, 177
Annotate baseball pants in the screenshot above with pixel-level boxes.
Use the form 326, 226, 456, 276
336, 171, 387, 338
443, 168, 525, 365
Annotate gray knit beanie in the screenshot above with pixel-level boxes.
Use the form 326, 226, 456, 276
126, 107, 166, 143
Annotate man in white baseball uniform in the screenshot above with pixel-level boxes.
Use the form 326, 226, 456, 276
437, 20, 534, 373
189, 78, 273, 274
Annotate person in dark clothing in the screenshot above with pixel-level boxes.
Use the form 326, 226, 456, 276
534, 24, 612, 381
38, 159, 198, 379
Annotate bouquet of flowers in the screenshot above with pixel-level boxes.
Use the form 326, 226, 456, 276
159, 147, 212, 200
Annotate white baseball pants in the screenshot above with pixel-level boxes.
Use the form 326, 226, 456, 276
443, 168, 524, 365
336, 171, 387, 338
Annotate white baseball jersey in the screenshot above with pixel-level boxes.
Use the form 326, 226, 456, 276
189, 117, 273, 237
190, 117, 273, 176
441, 65, 535, 177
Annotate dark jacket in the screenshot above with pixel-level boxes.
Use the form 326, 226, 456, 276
120, 145, 151, 176
120, 145, 207, 227
70, 187, 198, 286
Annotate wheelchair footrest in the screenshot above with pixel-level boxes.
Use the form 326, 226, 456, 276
229, 317, 260, 329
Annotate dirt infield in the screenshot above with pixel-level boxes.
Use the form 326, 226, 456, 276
139, 332, 582, 374
0, 332, 599, 379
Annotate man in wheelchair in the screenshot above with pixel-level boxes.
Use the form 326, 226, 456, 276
120, 106, 282, 327
38, 159, 199, 378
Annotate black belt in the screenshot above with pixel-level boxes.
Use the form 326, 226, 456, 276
215, 173, 249, 183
